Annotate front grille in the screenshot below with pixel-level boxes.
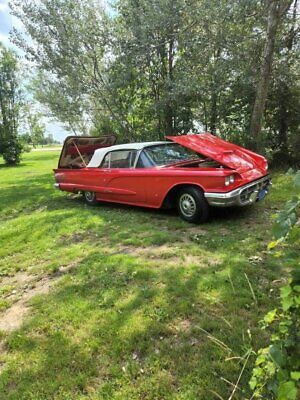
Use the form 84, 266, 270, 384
240, 178, 270, 204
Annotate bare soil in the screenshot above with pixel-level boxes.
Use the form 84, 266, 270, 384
0, 262, 78, 333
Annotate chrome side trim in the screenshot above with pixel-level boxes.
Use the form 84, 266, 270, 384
204, 176, 271, 207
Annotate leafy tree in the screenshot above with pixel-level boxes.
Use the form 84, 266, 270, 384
249, 0, 293, 151
0, 44, 22, 165
264, 0, 300, 164
22, 105, 46, 147
10, 0, 300, 162
112, 0, 191, 138
10, 0, 131, 137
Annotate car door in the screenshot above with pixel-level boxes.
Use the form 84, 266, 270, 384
100, 150, 147, 204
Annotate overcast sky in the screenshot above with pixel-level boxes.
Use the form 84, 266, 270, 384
0, 0, 69, 143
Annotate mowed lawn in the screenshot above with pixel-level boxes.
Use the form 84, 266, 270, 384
0, 151, 294, 400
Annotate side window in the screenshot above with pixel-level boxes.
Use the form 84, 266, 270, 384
100, 150, 137, 168
136, 151, 154, 168
101, 153, 110, 168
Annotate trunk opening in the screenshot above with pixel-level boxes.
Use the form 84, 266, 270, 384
58, 135, 116, 169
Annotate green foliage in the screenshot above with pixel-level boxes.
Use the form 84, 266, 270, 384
10, 0, 300, 159
1, 137, 23, 165
250, 171, 300, 399
11, 0, 114, 136
20, 105, 58, 147
25, 110, 45, 147
0, 44, 22, 165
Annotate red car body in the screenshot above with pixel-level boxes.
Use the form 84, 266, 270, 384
54, 133, 271, 222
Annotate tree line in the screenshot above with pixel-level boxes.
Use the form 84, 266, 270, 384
1, 0, 299, 165
0, 45, 59, 164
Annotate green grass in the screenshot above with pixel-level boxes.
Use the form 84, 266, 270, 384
0, 151, 295, 399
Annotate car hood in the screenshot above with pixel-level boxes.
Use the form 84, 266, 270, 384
166, 133, 267, 173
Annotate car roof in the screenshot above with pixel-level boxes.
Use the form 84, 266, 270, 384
87, 141, 170, 168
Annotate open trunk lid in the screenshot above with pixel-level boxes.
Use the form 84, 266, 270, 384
58, 135, 117, 169
166, 133, 267, 173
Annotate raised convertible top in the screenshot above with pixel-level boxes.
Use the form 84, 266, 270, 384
87, 141, 169, 167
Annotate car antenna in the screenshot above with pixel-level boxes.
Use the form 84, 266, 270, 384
71, 139, 87, 167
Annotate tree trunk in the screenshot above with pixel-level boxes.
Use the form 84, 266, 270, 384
209, 47, 221, 135
165, 39, 175, 135
203, 101, 208, 131
277, 0, 298, 159
249, 0, 292, 151
278, 83, 289, 156
209, 90, 218, 134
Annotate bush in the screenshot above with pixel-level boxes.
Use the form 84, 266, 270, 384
250, 171, 300, 399
1, 136, 23, 165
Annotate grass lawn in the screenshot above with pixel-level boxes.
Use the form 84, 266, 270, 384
0, 150, 296, 400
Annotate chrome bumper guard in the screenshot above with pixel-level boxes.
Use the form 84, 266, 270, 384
204, 176, 271, 207
54, 183, 60, 190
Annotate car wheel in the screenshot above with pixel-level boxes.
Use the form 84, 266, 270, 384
177, 187, 209, 223
84, 191, 98, 205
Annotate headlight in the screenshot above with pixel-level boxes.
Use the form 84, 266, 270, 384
225, 175, 235, 186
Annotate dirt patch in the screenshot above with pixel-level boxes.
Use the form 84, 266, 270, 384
0, 278, 51, 332
133, 244, 176, 258
57, 261, 79, 274
0, 302, 31, 332
0, 262, 79, 333
181, 227, 208, 243
1, 270, 34, 288
109, 244, 176, 259
176, 319, 192, 332
108, 244, 221, 268
58, 231, 101, 245
182, 254, 205, 266
188, 255, 221, 267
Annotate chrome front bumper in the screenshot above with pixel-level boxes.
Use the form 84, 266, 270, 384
204, 176, 271, 207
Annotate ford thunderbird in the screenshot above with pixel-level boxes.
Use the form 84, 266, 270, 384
54, 133, 271, 223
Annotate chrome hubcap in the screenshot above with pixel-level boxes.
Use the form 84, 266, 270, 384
85, 191, 95, 202
179, 193, 196, 217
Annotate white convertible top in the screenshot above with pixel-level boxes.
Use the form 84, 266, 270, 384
87, 141, 169, 168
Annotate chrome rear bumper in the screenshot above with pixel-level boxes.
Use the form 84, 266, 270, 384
204, 176, 271, 207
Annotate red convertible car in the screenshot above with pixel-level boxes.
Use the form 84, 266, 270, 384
54, 133, 271, 223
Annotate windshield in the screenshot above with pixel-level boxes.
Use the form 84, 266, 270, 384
142, 143, 200, 166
